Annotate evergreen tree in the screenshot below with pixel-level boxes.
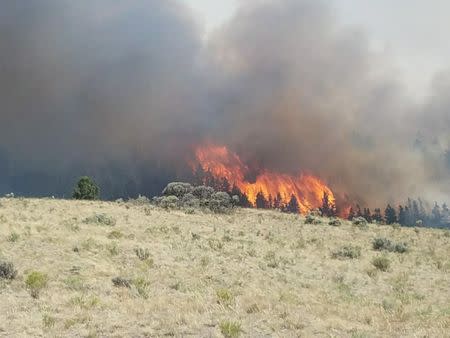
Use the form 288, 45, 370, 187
230, 185, 251, 208
347, 207, 355, 221
256, 191, 268, 209
267, 194, 273, 209
320, 192, 337, 217
385, 204, 397, 224
355, 205, 363, 218
72, 176, 99, 200
372, 208, 383, 223
363, 208, 372, 223
398, 205, 407, 225
432, 202, 441, 224
287, 194, 300, 213
273, 193, 283, 210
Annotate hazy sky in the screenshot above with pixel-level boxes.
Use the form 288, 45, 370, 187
184, 0, 450, 95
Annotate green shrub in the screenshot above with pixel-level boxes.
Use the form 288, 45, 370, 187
332, 246, 361, 259
134, 247, 151, 261
0, 261, 17, 280
209, 192, 233, 213
158, 195, 179, 209
107, 230, 123, 239
7, 232, 20, 243
219, 320, 242, 338
25, 271, 48, 298
352, 217, 368, 228
305, 214, 322, 225
133, 277, 150, 299
72, 176, 99, 200
216, 288, 234, 306
372, 256, 390, 272
192, 185, 215, 200
372, 237, 408, 253
181, 193, 200, 208
162, 182, 193, 198
328, 218, 342, 227
83, 213, 116, 226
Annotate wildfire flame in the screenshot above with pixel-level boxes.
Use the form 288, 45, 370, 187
191, 144, 336, 214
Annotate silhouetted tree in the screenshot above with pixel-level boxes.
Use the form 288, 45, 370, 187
355, 205, 363, 218
256, 191, 268, 209
267, 194, 273, 209
320, 192, 337, 217
372, 208, 383, 223
287, 194, 300, 213
273, 193, 283, 210
398, 205, 407, 225
432, 202, 441, 224
385, 204, 397, 224
363, 208, 372, 223
230, 185, 251, 208
347, 207, 355, 221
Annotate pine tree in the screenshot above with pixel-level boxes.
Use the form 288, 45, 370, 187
287, 194, 300, 213
398, 205, 407, 225
355, 205, 363, 218
320, 192, 336, 217
432, 202, 441, 224
273, 193, 283, 210
385, 204, 397, 224
347, 207, 355, 221
363, 208, 372, 223
256, 191, 268, 209
372, 208, 383, 223
267, 194, 273, 209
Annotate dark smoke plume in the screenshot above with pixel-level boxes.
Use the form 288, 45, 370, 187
0, 0, 449, 206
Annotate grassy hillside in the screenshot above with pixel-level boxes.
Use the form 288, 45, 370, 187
1, 198, 450, 337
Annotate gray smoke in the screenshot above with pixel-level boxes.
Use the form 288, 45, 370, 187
0, 0, 449, 206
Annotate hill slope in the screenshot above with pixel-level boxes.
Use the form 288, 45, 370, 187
0, 198, 450, 337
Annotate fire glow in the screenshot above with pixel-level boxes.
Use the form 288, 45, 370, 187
190, 144, 336, 214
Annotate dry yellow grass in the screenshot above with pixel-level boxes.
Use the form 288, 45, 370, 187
1, 197, 450, 337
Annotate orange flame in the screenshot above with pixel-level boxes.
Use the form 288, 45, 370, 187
191, 144, 336, 214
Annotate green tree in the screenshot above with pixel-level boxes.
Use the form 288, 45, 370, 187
385, 204, 397, 224
72, 176, 99, 200
287, 194, 299, 213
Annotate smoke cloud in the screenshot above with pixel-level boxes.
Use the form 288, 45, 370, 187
0, 0, 449, 207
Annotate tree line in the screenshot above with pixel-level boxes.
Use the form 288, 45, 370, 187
195, 171, 450, 228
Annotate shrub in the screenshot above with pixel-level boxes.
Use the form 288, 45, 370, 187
181, 193, 200, 208
219, 321, 242, 338
209, 192, 233, 213
7, 232, 20, 242
133, 277, 150, 299
83, 213, 116, 226
353, 217, 368, 227
328, 218, 342, 227
72, 176, 99, 200
216, 288, 234, 306
158, 195, 179, 209
112, 277, 132, 288
162, 182, 193, 198
107, 230, 123, 239
372, 237, 408, 253
0, 261, 17, 280
192, 185, 215, 200
134, 247, 151, 261
305, 214, 322, 225
332, 246, 361, 259
25, 271, 48, 298
372, 256, 390, 272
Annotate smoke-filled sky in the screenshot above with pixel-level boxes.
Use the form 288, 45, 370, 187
1, 0, 449, 207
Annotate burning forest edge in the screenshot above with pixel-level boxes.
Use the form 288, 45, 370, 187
184, 144, 450, 229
